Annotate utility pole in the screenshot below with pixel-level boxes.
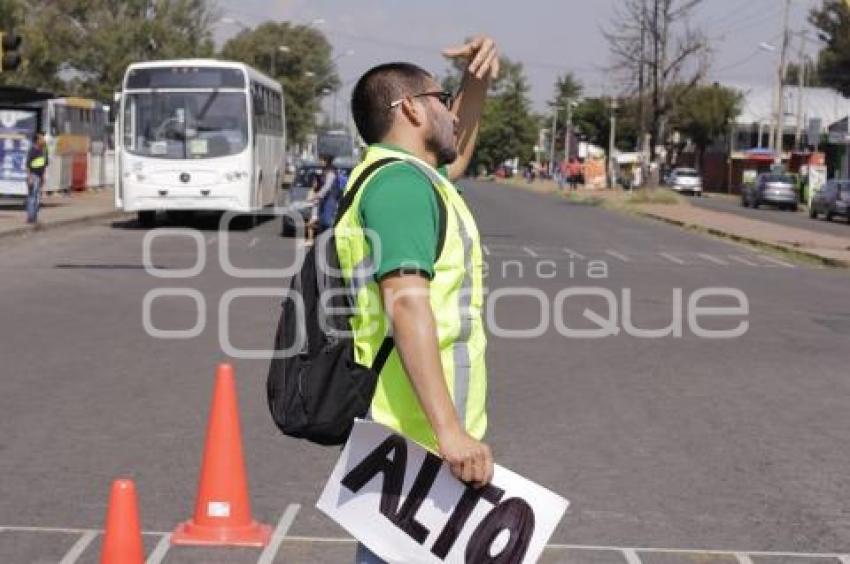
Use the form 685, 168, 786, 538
608, 97, 618, 189
794, 32, 808, 151
564, 101, 575, 162
549, 109, 559, 177
773, 0, 791, 166
637, 0, 647, 155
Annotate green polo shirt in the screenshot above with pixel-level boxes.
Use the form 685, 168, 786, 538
358, 144, 450, 280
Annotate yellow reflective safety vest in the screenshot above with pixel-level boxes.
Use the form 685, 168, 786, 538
29, 150, 47, 170
335, 145, 487, 451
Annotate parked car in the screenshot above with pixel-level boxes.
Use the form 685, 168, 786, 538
809, 179, 850, 222
667, 167, 703, 195
741, 173, 798, 211
280, 158, 354, 235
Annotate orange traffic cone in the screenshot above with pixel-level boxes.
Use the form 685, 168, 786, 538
171, 363, 271, 547
101, 479, 144, 564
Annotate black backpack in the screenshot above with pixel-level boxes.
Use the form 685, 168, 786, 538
267, 157, 446, 445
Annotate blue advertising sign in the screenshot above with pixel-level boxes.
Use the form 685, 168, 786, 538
0, 109, 38, 196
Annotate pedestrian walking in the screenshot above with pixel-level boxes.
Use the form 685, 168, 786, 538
305, 154, 338, 246
25, 132, 48, 224
568, 157, 582, 190
338, 35, 500, 564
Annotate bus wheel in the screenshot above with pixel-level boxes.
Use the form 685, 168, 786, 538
137, 211, 156, 228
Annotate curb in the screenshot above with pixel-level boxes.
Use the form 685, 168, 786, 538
637, 210, 850, 268
0, 209, 131, 240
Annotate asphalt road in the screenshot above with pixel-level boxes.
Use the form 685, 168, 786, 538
692, 192, 850, 237
2, 180, 850, 563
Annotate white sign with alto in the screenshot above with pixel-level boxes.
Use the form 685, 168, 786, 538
317, 420, 569, 563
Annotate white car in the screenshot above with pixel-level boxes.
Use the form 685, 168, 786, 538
668, 167, 703, 195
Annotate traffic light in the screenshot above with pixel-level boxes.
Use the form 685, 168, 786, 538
1, 31, 22, 73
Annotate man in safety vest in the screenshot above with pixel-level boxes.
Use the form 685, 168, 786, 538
338, 35, 499, 563
25, 132, 48, 224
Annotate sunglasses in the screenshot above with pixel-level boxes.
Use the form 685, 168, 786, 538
389, 90, 455, 110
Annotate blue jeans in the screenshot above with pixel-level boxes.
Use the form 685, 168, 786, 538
356, 542, 386, 563
26, 176, 42, 224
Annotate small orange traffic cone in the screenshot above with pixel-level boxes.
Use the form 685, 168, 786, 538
101, 479, 144, 564
171, 363, 271, 547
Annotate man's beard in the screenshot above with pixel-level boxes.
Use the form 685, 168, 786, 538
425, 109, 458, 167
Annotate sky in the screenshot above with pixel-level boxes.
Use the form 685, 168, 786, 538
215, 0, 824, 114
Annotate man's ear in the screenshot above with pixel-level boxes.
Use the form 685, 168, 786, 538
400, 98, 426, 128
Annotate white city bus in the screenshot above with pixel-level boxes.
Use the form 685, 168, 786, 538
115, 59, 285, 226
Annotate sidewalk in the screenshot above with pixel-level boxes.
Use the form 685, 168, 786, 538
0, 188, 128, 239
637, 203, 850, 267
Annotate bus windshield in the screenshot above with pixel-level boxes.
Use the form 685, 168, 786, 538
123, 91, 248, 159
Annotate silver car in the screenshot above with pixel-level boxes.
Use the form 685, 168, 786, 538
668, 167, 703, 195
742, 173, 798, 211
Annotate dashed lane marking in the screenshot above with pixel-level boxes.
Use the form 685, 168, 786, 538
659, 252, 685, 265
257, 503, 301, 564
698, 253, 729, 266
729, 255, 760, 267
145, 533, 171, 564
522, 246, 539, 257
563, 247, 586, 260
482, 244, 490, 256
57, 530, 97, 564
756, 253, 796, 268
605, 250, 631, 262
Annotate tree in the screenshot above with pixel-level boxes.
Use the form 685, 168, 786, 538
547, 72, 583, 158
809, 0, 850, 96
669, 83, 741, 170
605, 0, 710, 164
572, 97, 639, 153
1, 0, 217, 99
784, 59, 822, 88
220, 21, 339, 147
477, 59, 538, 173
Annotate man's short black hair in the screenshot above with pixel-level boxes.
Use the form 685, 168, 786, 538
350, 62, 432, 145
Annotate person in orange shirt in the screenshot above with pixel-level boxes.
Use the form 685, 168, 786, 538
567, 157, 582, 190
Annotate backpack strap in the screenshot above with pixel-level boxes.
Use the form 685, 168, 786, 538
371, 336, 395, 373
333, 157, 402, 227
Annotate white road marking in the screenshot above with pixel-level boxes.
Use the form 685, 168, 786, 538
729, 255, 759, 267
698, 253, 728, 266
562, 247, 586, 260
0, 525, 169, 535
622, 548, 643, 564
257, 503, 301, 564
755, 254, 795, 268
283, 535, 356, 543
659, 252, 685, 265
58, 530, 97, 564
605, 250, 631, 262
146, 533, 171, 564
5, 525, 849, 562
522, 246, 538, 257
249, 237, 259, 248
482, 244, 490, 256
